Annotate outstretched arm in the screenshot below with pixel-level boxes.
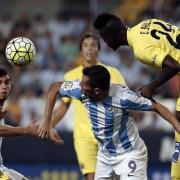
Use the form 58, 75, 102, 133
140, 56, 180, 98
152, 100, 180, 133
0, 110, 34, 137
38, 82, 62, 138
0, 124, 33, 137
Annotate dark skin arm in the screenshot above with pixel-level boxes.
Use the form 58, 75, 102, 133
140, 56, 180, 98
51, 100, 70, 128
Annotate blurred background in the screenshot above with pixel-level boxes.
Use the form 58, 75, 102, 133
0, 0, 179, 179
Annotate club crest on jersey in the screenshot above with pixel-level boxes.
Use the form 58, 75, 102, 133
62, 82, 73, 90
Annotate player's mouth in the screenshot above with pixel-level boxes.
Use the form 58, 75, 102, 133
1, 92, 8, 96
86, 52, 94, 58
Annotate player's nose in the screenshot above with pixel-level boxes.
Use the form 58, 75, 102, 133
1, 82, 8, 89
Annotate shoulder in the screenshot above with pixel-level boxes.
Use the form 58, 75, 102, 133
109, 84, 129, 102
111, 83, 128, 93
101, 64, 119, 74
112, 83, 138, 97
60, 81, 82, 100
61, 81, 81, 90
64, 66, 82, 80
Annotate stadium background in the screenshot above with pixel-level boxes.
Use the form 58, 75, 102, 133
0, 0, 179, 179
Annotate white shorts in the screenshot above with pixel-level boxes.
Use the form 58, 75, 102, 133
0, 166, 28, 180
95, 148, 148, 180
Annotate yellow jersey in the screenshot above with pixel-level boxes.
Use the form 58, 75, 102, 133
176, 131, 180, 142
63, 63, 126, 139
127, 19, 180, 69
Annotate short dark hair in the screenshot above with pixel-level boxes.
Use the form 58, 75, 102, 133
93, 13, 126, 50
93, 13, 125, 31
79, 33, 100, 51
0, 67, 10, 78
82, 65, 110, 91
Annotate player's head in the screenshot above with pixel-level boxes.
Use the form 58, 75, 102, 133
0, 68, 11, 101
93, 13, 127, 50
81, 65, 110, 101
79, 33, 100, 63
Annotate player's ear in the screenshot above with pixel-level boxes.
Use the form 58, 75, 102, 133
94, 88, 101, 95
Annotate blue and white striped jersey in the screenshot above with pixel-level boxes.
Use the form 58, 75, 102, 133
0, 119, 4, 166
60, 81, 153, 155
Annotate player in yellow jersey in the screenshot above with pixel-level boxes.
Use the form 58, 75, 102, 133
94, 13, 180, 180
38, 33, 126, 180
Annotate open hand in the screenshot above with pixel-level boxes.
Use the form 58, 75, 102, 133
37, 120, 50, 139
139, 85, 154, 99
49, 129, 64, 145
26, 122, 38, 136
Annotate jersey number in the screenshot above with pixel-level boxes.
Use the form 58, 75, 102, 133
150, 21, 180, 49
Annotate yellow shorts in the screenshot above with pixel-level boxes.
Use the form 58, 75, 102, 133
176, 95, 180, 111
171, 161, 180, 179
74, 138, 98, 175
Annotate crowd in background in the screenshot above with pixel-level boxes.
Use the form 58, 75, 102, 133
0, 0, 179, 132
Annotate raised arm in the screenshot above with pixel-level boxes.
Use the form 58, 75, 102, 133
51, 100, 70, 128
38, 82, 62, 138
140, 56, 180, 98
152, 100, 180, 133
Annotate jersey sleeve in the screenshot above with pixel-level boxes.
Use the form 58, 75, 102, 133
61, 72, 72, 103
120, 88, 153, 111
135, 46, 168, 69
59, 81, 82, 100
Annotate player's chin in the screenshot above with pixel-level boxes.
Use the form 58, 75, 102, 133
85, 57, 95, 62
0, 94, 8, 100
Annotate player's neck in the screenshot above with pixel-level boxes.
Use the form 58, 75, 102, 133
0, 100, 4, 110
120, 30, 128, 46
83, 59, 98, 67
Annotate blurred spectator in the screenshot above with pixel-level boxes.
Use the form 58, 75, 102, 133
37, 60, 64, 94
0, 12, 13, 39
19, 88, 42, 127
5, 94, 22, 126
32, 12, 47, 36
118, 48, 151, 90
99, 43, 121, 69
11, 11, 32, 38
59, 35, 79, 68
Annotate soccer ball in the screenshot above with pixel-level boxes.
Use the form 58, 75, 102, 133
5, 37, 36, 66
